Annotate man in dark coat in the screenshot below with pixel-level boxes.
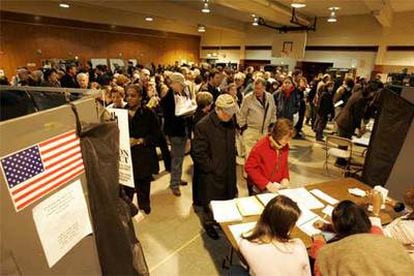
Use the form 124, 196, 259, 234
191, 94, 238, 240
60, 64, 80, 88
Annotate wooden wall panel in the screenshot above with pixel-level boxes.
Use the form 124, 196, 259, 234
0, 17, 200, 78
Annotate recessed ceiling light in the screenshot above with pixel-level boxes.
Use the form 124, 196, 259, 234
59, 3, 70, 8
145, 17, 154, 22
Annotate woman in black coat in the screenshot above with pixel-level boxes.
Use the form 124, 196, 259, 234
124, 84, 160, 214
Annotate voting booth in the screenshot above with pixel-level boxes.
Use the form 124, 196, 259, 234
362, 87, 414, 201
0, 87, 146, 275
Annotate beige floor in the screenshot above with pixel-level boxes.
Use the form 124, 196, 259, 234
133, 124, 344, 276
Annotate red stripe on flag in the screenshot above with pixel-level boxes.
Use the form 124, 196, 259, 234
38, 130, 76, 147
11, 154, 82, 195
42, 144, 80, 163
16, 168, 85, 210
43, 151, 82, 171
40, 136, 79, 155
13, 161, 84, 201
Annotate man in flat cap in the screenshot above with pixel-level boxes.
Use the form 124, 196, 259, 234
191, 94, 238, 240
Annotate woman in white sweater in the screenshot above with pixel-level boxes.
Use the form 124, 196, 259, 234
238, 195, 311, 276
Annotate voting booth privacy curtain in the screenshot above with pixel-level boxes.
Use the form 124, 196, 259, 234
72, 106, 149, 276
362, 89, 414, 189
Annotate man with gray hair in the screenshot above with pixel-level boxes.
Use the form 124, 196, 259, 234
237, 77, 277, 161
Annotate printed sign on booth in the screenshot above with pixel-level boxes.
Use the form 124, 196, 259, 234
107, 108, 134, 188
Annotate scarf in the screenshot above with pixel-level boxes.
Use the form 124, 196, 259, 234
283, 85, 295, 98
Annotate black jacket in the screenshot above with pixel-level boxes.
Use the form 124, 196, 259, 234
127, 106, 160, 178
60, 74, 79, 88
191, 111, 237, 206
160, 89, 187, 137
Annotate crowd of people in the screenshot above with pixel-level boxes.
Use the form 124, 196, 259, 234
3, 61, 413, 275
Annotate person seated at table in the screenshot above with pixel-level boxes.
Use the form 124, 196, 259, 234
239, 195, 311, 276
383, 187, 414, 260
244, 118, 294, 195
311, 200, 414, 276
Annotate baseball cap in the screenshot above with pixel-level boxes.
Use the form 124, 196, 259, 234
215, 94, 238, 116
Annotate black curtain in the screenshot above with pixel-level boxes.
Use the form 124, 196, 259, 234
362, 89, 414, 187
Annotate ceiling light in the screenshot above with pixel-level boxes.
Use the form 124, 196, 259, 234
327, 16, 337, 23
145, 17, 153, 22
212, 52, 218, 57
207, 53, 212, 57
197, 24, 206, 32
327, 7, 339, 23
201, 0, 210, 13
291, 1, 306, 8
59, 3, 70, 8
252, 16, 259, 26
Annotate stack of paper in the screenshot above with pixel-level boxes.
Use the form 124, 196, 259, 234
322, 205, 334, 217
256, 193, 278, 206
298, 216, 325, 236
210, 199, 243, 223
296, 208, 320, 227
229, 222, 257, 241
348, 188, 366, 197
236, 196, 264, 216
310, 189, 339, 205
278, 188, 324, 210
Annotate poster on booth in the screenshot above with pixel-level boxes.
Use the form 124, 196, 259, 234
107, 108, 134, 188
32, 180, 93, 268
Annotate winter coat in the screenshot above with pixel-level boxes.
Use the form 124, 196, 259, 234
191, 111, 237, 206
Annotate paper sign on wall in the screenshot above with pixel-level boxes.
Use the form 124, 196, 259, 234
107, 108, 134, 188
32, 180, 93, 268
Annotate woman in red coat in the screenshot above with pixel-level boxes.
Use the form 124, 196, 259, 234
245, 118, 294, 194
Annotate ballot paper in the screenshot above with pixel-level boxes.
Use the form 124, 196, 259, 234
229, 222, 257, 242
334, 100, 344, 108
310, 189, 339, 205
210, 199, 243, 223
32, 180, 93, 267
236, 196, 264, 216
348, 188, 367, 197
296, 208, 320, 227
322, 205, 334, 217
278, 188, 324, 210
298, 216, 324, 236
256, 193, 278, 206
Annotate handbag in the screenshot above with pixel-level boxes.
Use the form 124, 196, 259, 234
174, 87, 197, 117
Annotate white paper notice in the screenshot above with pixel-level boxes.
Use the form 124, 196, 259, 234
310, 189, 339, 205
278, 188, 324, 210
32, 180, 93, 267
210, 199, 243, 223
107, 108, 134, 188
236, 196, 264, 216
229, 222, 257, 242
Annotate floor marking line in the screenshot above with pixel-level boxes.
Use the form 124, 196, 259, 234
149, 231, 203, 273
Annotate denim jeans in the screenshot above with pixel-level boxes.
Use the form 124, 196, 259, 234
169, 136, 187, 188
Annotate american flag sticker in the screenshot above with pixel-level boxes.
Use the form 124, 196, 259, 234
1, 130, 85, 212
